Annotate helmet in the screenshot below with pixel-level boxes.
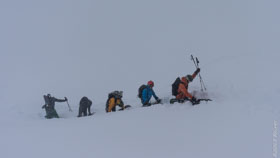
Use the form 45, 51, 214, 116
147, 80, 154, 87
113, 91, 123, 98
185, 75, 193, 82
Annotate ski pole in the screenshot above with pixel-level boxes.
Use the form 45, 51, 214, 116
66, 100, 73, 112
191, 55, 204, 91
195, 57, 207, 91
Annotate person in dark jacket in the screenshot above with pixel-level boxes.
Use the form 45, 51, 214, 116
42, 94, 67, 119
141, 80, 161, 106
78, 96, 93, 117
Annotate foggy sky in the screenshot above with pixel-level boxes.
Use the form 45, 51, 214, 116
0, 0, 279, 110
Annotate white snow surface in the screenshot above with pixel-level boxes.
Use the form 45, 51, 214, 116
0, 0, 280, 158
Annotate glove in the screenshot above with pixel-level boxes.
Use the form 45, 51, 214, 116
195, 68, 200, 74
65, 97, 68, 101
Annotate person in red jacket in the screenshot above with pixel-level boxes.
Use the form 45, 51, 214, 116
176, 68, 200, 104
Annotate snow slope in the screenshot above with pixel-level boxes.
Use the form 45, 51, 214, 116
0, 0, 280, 158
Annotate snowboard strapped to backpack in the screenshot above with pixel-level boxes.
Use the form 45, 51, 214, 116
138, 84, 147, 98
172, 77, 181, 96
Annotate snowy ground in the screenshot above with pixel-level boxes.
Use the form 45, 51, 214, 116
0, 0, 280, 158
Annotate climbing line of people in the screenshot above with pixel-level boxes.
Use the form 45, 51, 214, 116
42, 68, 202, 119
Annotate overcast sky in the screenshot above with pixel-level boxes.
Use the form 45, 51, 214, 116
0, 0, 279, 109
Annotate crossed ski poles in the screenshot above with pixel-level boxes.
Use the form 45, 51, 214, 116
191, 55, 207, 91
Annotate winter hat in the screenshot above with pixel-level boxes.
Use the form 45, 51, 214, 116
181, 77, 187, 84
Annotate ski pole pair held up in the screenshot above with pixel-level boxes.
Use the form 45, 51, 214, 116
191, 55, 207, 91
170, 68, 201, 105
170, 55, 210, 105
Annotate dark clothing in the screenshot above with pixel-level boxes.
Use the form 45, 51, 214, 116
44, 107, 59, 119
43, 95, 67, 108
42, 95, 67, 119
78, 97, 92, 117
142, 102, 152, 107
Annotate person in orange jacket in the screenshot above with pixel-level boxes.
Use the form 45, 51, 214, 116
106, 91, 125, 112
176, 68, 200, 104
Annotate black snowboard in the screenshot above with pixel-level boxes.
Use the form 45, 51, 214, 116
118, 105, 132, 111
170, 98, 212, 105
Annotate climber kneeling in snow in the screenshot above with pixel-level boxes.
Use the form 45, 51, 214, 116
138, 80, 161, 107
42, 94, 68, 119
106, 91, 126, 112
78, 96, 93, 117
172, 68, 200, 105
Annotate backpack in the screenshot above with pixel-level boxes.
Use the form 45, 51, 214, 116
172, 77, 181, 96
106, 92, 115, 106
105, 91, 119, 111
138, 85, 147, 98
80, 97, 92, 107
